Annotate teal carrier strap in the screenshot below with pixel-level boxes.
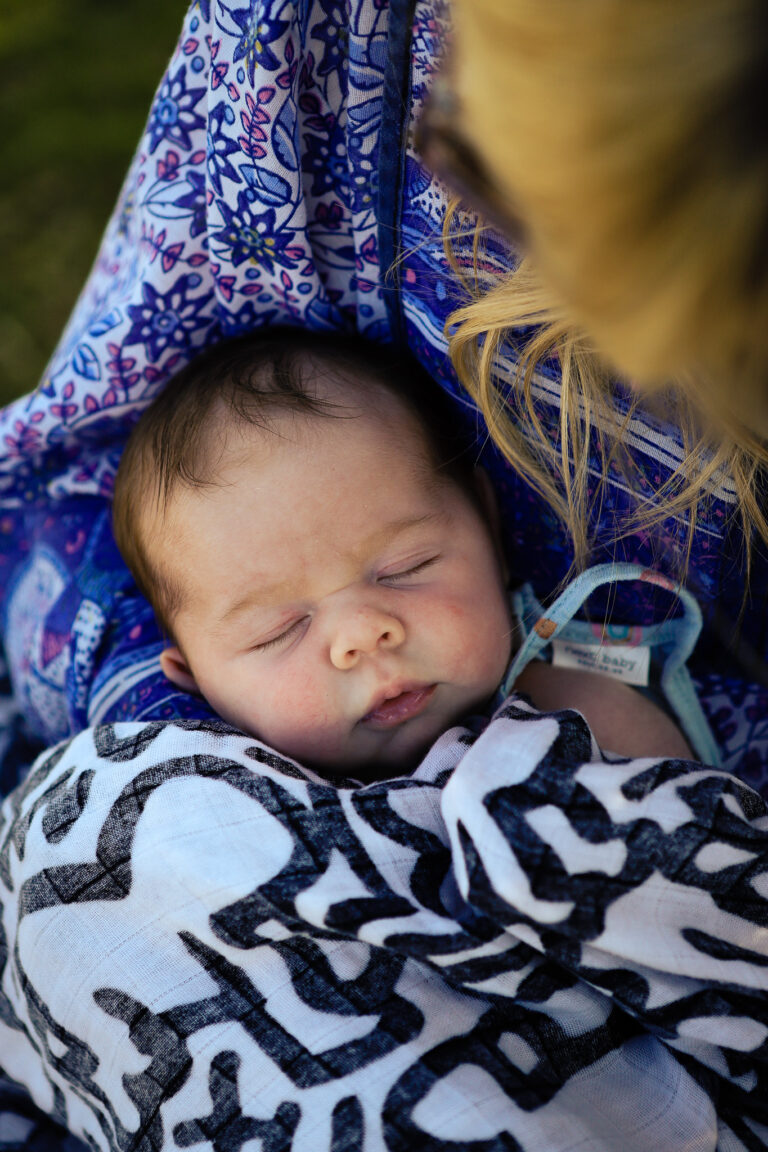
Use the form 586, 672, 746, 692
502, 562, 722, 768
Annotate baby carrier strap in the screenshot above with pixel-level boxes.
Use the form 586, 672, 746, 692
503, 562, 722, 767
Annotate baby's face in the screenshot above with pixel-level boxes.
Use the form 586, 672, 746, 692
157, 393, 512, 777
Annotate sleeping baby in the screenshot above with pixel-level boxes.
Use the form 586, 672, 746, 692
112, 327, 691, 778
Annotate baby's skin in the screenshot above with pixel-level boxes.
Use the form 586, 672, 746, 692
135, 367, 691, 776
515, 662, 693, 759
156, 380, 513, 777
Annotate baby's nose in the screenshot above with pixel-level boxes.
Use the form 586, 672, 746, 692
329, 607, 405, 670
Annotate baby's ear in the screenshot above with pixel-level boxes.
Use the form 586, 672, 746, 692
160, 645, 201, 695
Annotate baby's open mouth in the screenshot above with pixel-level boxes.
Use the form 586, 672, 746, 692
362, 685, 436, 729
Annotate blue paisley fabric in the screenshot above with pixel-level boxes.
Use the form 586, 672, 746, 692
2, 0, 768, 1148
2, 0, 768, 793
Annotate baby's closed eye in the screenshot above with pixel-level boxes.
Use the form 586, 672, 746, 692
377, 555, 441, 584
253, 616, 310, 651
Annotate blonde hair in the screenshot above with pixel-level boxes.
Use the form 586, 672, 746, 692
444, 0, 768, 571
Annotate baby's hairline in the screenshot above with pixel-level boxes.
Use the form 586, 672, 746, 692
113, 328, 479, 636
134, 388, 473, 640
150, 369, 453, 504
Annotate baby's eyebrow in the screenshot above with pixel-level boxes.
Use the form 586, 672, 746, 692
365, 511, 444, 546
218, 511, 445, 627
343, 510, 449, 566
217, 582, 293, 628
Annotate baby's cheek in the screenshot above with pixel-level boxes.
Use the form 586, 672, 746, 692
431, 596, 474, 636
435, 593, 511, 673
255, 672, 340, 753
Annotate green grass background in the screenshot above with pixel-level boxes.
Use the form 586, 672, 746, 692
0, 0, 187, 406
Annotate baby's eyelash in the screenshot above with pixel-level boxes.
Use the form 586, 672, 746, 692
382, 556, 440, 583
255, 618, 307, 651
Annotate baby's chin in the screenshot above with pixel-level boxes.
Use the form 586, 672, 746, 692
305, 717, 464, 783
308, 747, 431, 785
214, 715, 432, 782
252, 689, 495, 783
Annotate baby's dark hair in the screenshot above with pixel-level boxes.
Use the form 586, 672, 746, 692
112, 326, 478, 633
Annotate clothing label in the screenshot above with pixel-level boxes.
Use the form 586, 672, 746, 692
551, 639, 651, 686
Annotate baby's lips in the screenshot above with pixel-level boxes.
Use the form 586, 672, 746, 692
362, 684, 436, 728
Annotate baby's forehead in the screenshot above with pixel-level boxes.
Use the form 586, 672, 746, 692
149, 362, 450, 553
154, 394, 450, 558
216, 370, 436, 463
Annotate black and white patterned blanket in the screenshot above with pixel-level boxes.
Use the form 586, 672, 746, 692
2, 699, 767, 1151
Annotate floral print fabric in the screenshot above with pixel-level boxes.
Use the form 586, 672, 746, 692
2, 0, 768, 793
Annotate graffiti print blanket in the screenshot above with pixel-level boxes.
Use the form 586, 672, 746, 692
2, 700, 768, 1151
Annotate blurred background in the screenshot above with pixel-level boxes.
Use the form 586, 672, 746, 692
0, 0, 187, 406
